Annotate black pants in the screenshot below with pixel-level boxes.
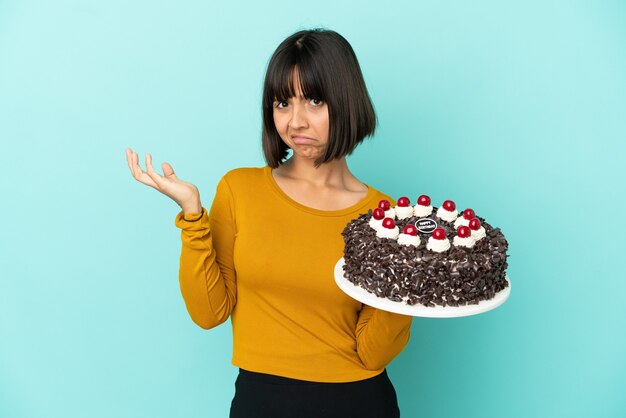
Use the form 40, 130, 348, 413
229, 368, 400, 418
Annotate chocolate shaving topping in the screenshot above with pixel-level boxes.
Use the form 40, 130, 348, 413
342, 208, 510, 307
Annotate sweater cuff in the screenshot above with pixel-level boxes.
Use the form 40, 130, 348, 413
182, 207, 205, 222
174, 207, 208, 228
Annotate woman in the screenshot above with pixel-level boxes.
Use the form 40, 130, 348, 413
126, 28, 413, 418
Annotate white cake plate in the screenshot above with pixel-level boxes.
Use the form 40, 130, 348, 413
334, 258, 510, 318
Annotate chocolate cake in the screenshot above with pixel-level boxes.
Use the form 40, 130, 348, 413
341, 196, 509, 307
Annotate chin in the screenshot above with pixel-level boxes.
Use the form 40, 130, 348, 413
295, 153, 323, 161
292, 148, 323, 160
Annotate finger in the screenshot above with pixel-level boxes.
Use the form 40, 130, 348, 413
128, 149, 138, 177
129, 151, 158, 188
125, 148, 136, 177
131, 151, 143, 179
161, 162, 176, 178
145, 153, 158, 175
145, 153, 166, 188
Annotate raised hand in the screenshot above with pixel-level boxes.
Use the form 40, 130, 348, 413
125, 147, 202, 214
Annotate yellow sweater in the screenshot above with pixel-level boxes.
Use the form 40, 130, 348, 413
174, 166, 412, 382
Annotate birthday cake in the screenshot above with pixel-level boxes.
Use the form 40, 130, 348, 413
341, 196, 509, 307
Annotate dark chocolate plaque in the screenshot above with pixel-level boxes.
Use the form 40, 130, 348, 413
415, 218, 437, 234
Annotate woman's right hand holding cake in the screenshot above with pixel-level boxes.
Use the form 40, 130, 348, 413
125, 147, 202, 215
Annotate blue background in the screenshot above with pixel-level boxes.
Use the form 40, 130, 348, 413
1, 1, 625, 417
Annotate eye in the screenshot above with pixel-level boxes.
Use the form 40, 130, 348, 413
274, 100, 288, 109
310, 98, 324, 106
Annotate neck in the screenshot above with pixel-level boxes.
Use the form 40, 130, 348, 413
277, 155, 351, 187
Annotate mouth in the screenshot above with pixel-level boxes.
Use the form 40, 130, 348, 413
291, 135, 316, 145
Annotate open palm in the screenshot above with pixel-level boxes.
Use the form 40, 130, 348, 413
125, 147, 201, 212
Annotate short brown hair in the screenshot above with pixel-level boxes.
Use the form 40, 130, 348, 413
261, 28, 377, 168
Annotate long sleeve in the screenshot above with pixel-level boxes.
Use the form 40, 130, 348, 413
174, 176, 237, 330
355, 306, 413, 370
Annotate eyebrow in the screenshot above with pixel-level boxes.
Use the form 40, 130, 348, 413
273, 95, 312, 101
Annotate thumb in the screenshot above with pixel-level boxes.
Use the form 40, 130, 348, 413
162, 162, 176, 178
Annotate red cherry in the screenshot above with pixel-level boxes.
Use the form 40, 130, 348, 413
442, 200, 456, 211
382, 218, 396, 229
378, 199, 391, 211
469, 218, 481, 230
397, 197, 410, 207
463, 208, 475, 220
372, 208, 385, 220
417, 195, 431, 206
403, 225, 418, 236
457, 225, 471, 238
432, 228, 446, 240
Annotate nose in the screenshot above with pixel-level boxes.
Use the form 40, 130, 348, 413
288, 103, 308, 130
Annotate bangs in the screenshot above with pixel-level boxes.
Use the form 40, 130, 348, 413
267, 54, 327, 103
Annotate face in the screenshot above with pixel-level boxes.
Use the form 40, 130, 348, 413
272, 68, 329, 162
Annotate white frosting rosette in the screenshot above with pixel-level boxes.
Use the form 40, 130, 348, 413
376, 226, 400, 239
383, 208, 396, 219
453, 235, 476, 248
413, 204, 433, 217
426, 237, 451, 252
394, 205, 413, 220
436, 207, 458, 223
471, 226, 487, 240
397, 233, 420, 247
454, 217, 470, 228
368, 217, 383, 232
